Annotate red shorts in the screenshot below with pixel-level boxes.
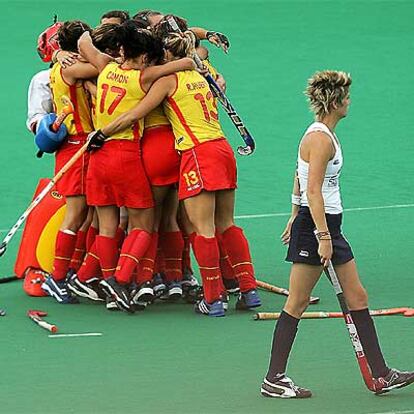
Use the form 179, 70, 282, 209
86, 140, 154, 209
178, 138, 237, 200
55, 134, 89, 197
142, 125, 180, 186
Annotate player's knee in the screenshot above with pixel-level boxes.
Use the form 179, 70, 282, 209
348, 287, 368, 309
215, 219, 234, 233
285, 294, 310, 317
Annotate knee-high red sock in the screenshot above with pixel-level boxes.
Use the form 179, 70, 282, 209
96, 235, 119, 280
182, 233, 194, 274
69, 230, 87, 272
115, 227, 126, 248
160, 231, 184, 282
86, 226, 98, 251
221, 226, 257, 292
53, 230, 77, 281
216, 232, 237, 282
136, 232, 158, 284
115, 229, 152, 284
192, 235, 223, 303
154, 248, 165, 274
77, 240, 101, 282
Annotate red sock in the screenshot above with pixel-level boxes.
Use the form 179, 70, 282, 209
192, 235, 222, 303
137, 232, 159, 284
53, 230, 77, 281
115, 229, 152, 284
154, 248, 165, 274
216, 232, 237, 282
86, 226, 98, 251
182, 233, 193, 274
77, 240, 101, 282
115, 227, 126, 248
96, 235, 119, 280
221, 226, 257, 292
160, 231, 184, 282
69, 230, 87, 272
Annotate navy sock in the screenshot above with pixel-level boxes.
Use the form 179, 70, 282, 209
350, 308, 389, 378
266, 310, 299, 380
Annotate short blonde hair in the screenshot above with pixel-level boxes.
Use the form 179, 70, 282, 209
305, 70, 352, 117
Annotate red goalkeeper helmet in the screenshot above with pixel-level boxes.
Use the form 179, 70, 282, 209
37, 21, 63, 62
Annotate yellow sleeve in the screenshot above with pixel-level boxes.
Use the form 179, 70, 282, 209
202, 59, 218, 80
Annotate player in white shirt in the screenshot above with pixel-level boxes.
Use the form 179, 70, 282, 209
261, 70, 414, 398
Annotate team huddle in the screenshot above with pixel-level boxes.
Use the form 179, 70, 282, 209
26, 8, 414, 401
28, 9, 261, 316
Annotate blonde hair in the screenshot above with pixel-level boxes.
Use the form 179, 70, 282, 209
305, 70, 352, 117
163, 30, 195, 58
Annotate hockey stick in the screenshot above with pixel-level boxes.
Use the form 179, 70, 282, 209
0, 275, 18, 284
256, 280, 320, 304
27, 310, 58, 333
166, 16, 255, 156
0, 141, 88, 258
254, 307, 414, 320
323, 259, 375, 391
36, 95, 74, 158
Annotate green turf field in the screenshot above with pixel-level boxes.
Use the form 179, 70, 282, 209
0, 1, 413, 413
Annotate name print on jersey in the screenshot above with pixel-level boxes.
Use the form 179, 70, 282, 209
106, 71, 129, 84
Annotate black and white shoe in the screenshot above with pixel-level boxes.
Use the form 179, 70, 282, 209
68, 274, 105, 301
166, 281, 182, 301
131, 281, 154, 303
261, 375, 312, 399
100, 277, 133, 313
152, 273, 167, 298
375, 368, 414, 395
106, 296, 118, 311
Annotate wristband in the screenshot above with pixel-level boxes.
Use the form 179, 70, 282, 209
315, 231, 330, 240
291, 194, 301, 206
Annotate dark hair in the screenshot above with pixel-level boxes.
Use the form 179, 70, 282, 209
117, 20, 164, 62
100, 10, 130, 24
132, 9, 162, 22
132, 17, 150, 29
92, 24, 120, 57
58, 20, 92, 52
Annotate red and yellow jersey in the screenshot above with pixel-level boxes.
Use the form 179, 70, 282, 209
50, 63, 94, 136
163, 70, 225, 151
144, 105, 170, 129
95, 62, 146, 141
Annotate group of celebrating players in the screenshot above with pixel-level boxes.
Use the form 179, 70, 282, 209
28, 9, 262, 316
27, 7, 414, 400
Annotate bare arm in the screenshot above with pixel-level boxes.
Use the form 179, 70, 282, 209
305, 131, 334, 265
101, 76, 176, 136
281, 172, 300, 245
140, 58, 195, 91
78, 31, 113, 73
63, 61, 99, 84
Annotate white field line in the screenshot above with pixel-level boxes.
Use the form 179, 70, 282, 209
234, 203, 414, 220
48, 333, 102, 338
0, 203, 413, 232
368, 411, 414, 414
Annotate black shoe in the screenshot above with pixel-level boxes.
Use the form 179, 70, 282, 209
223, 278, 240, 295
375, 368, 414, 395
68, 274, 105, 301
105, 296, 118, 311
261, 375, 312, 399
131, 281, 154, 303
152, 273, 167, 299
100, 277, 134, 313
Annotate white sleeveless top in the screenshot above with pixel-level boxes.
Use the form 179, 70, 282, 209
297, 121, 343, 214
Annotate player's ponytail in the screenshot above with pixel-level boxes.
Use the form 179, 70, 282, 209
163, 31, 196, 59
